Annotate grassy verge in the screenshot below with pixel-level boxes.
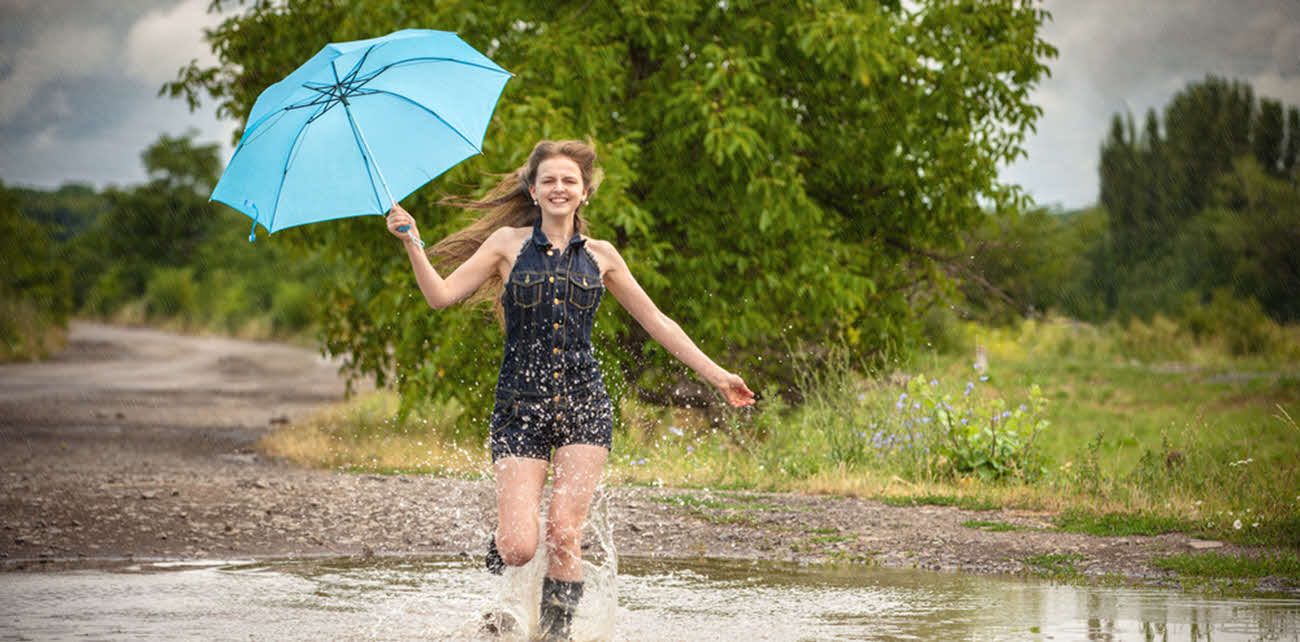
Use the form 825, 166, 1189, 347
1153, 551, 1300, 593
1023, 552, 1085, 580
1154, 552, 1300, 581
262, 315, 1300, 553
257, 391, 487, 477
0, 299, 67, 362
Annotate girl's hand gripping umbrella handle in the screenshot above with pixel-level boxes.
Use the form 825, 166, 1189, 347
386, 203, 424, 248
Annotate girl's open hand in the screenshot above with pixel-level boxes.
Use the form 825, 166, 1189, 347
712, 371, 756, 407
386, 203, 420, 240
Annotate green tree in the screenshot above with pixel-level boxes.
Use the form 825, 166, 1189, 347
959, 206, 1100, 322
10, 183, 108, 242
1099, 113, 1138, 284
1253, 98, 1285, 175
1095, 76, 1299, 321
80, 132, 224, 311
1202, 157, 1300, 320
0, 181, 72, 358
1284, 107, 1299, 178
1162, 77, 1254, 217
169, 0, 1056, 421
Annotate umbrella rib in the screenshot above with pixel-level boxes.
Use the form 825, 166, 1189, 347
265, 103, 328, 234
224, 109, 291, 169
343, 107, 387, 212
330, 56, 389, 212
373, 55, 511, 77
366, 89, 484, 154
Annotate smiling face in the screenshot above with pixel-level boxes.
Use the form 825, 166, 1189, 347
529, 155, 587, 220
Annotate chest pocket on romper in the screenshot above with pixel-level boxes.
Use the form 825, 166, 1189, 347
568, 273, 602, 310
509, 271, 546, 308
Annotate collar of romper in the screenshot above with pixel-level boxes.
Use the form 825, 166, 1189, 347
531, 218, 586, 249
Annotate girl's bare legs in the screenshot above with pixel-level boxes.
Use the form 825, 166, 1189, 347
545, 444, 609, 580
493, 457, 549, 567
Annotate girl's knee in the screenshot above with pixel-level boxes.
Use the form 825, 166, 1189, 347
497, 533, 538, 567
545, 519, 583, 551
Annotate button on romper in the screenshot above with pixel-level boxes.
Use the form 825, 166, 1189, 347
488, 219, 614, 462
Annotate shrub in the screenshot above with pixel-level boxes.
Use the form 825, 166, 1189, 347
144, 267, 197, 320
271, 281, 314, 334
875, 374, 1050, 481
1183, 289, 1278, 356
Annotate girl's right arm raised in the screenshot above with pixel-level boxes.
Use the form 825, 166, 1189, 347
386, 203, 508, 310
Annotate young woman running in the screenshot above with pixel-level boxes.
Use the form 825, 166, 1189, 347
385, 139, 754, 640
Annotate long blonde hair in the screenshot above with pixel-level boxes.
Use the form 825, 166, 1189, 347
432, 139, 604, 307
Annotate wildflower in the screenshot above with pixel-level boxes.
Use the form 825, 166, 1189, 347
960, 418, 968, 425
979, 375, 989, 382
912, 402, 921, 410
1233, 519, 1242, 530
668, 426, 684, 437
857, 393, 866, 402
919, 417, 931, 424
930, 379, 938, 387
964, 382, 974, 396
686, 445, 695, 454
631, 458, 647, 466
1001, 411, 1012, 420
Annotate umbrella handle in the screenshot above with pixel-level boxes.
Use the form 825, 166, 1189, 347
394, 216, 421, 246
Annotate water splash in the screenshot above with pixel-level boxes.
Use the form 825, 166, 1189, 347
483, 487, 618, 641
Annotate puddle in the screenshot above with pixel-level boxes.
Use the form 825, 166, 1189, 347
2, 555, 1297, 641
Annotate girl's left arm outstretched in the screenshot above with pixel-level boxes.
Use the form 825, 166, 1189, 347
589, 240, 755, 407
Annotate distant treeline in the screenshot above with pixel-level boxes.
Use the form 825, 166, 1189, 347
962, 76, 1298, 349
0, 133, 327, 361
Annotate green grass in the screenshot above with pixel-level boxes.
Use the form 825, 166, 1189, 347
0, 298, 66, 362
962, 520, 1022, 532
1023, 553, 1085, 579
650, 492, 782, 526
1153, 552, 1300, 581
878, 494, 1002, 511
1054, 510, 1194, 537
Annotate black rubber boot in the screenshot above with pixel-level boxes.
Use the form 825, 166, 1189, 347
485, 535, 504, 575
537, 576, 583, 641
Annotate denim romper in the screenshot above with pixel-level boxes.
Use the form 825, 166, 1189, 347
488, 219, 614, 461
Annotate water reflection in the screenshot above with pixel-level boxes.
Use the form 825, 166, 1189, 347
2, 556, 1297, 641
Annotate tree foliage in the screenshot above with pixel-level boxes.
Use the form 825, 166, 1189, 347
1094, 76, 1299, 322
73, 133, 226, 310
0, 182, 72, 322
168, 0, 1055, 422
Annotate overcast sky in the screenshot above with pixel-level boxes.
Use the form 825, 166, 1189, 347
1, 0, 1298, 210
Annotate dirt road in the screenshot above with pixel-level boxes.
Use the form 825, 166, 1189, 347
0, 322, 1237, 584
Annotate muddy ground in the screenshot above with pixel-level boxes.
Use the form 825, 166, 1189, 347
0, 322, 1264, 587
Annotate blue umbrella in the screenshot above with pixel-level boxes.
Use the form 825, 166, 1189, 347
211, 29, 512, 241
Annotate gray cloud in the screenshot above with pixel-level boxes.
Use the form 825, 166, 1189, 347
0, 0, 231, 189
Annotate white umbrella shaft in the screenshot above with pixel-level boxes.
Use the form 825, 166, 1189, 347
344, 101, 416, 241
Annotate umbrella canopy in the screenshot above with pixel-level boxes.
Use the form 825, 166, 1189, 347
211, 29, 512, 240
